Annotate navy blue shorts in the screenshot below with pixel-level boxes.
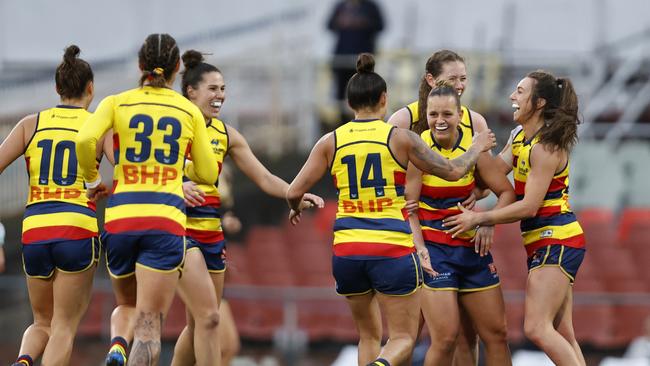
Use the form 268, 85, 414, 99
22, 237, 99, 278
424, 244, 500, 292
102, 232, 185, 278
527, 244, 585, 282
186, 237, 226, 273
332, 253, 423, 296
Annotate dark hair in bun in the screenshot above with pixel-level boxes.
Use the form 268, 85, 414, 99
356, 53, 375, 73
181, 49, 221, 98
346, 53, 386, 111
55, 45, 93, 99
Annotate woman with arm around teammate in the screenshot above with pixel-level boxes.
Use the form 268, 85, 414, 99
170, 50, 323, 366
0, 46, 106, 366
388, 48, 494, 366
444, 71, 587, 366
286, 53, 495, 366
76, 34, 219, 366
405, 82, 514, 366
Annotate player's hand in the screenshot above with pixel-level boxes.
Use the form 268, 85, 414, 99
417, 249, 438, 277
87, 183, 110, 201
461, 190, 479, 210
183, 181, 205, 207
442, 203, 480, 238
404, 200, 419, 216
472, 129, 497, 152
289, 209, 303, 226
222, 211, 242, 234
300, 193, 325, 210
471, 225, 494, 257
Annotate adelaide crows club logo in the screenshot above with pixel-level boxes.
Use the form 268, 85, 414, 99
211, 139, 224, 154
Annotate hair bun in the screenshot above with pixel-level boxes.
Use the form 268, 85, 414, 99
182, 50, 204, 69
356, 53, 375, 74
63, 45, 81, 64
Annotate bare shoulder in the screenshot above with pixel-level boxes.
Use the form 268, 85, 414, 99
315, 131, 335, 152
530, 142, 563, 167
469, 109, 488, 133
387, 107, 411, 129
224, 124, 245, 147
19, 113, 38, 129
20, 113, 38, 140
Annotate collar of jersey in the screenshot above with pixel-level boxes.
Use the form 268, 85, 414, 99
351, 118, 381, 123
56, 104, 83, 109
431, 126, 464, 152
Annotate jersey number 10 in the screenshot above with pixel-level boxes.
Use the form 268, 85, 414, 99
37, 139, 77, 186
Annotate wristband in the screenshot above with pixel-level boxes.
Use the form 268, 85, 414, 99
86, 175, 102, 189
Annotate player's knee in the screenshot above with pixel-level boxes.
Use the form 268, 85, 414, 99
431, 331, 458, 353
358, 326, 382, 344
197, 310, 220, 331
481, 323, 508, 344
27, 322, 51, 336
523, 318, 547, 343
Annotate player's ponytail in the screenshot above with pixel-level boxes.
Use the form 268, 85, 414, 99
138, 33, 180, 88
181, 50, 221, 98
527, 70, 580, 152
55, 45, 93, 99
346, 53, 387, 111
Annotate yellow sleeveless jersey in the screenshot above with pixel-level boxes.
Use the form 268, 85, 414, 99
78, 86, 216, 236
331, 119, 413, 259
511, 127, 585, 256
418, 124, 476, 247
185, 118, 229, 244
22, 106, 98, 244
405, 101, 472, 131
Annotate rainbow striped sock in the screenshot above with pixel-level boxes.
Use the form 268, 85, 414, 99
367, 358, 390, 366
15, 355, 33, 366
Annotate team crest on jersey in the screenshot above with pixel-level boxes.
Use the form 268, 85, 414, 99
211, 139, 225, 154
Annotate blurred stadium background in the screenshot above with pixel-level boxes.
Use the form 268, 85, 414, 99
1, 0, 649, 365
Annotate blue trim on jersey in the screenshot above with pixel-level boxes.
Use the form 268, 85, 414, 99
186, 205, 222, 219
516, 189, 564, 202
419, 196, 465, 210
334, 217, 411, 234
35, 127, 79, 133
107, 192, 184, 210
24, 201, 96, 218
118, 102, 193, 117
520, 212, 578, 232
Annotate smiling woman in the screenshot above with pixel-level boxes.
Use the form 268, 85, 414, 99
170, 50, 324, 366
443, 70, 586, 366
285, 53, 496, 366
405, 82, 514, 366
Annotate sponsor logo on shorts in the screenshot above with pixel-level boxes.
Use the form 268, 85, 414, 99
540, 229, 553, 238
433, 272, 452, 280
488, 263, 497, 274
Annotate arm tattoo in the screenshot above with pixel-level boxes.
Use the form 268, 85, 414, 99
448, 145, 481, 179
407, 130, 480, 180
128, 312, 163, 366
407, 131, 456, 179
